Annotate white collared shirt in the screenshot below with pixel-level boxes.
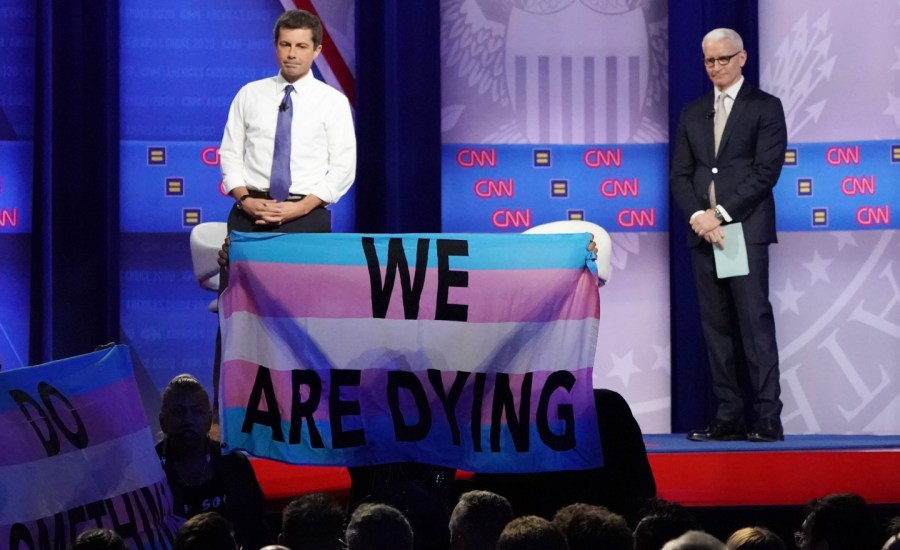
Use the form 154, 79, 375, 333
219, 71, 356, 205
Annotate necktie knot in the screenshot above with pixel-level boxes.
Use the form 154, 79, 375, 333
714, 93, 729, 156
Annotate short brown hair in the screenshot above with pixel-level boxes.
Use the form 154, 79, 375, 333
273, 9, 323, 49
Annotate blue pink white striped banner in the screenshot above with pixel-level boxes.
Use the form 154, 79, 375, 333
0, 346, 182, 549
220, 232, 604, 472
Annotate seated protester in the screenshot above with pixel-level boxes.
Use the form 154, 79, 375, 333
72, 528, 128, 550
157, 374, 272, 549
279, 492, 345, 550
497, 516, 569, 550
345, 503, 413, 550
173, 511, 237, 550
469, 388, 655, 522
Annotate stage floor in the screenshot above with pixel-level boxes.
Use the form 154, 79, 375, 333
250, 433, 900, 509
644, 434, 900, 506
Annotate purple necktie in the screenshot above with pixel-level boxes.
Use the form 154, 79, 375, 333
269, 84, 294, 201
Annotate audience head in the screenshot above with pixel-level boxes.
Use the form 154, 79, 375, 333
73, 528, 127, 550
159, 374, 213, 453
173, 511, 237, 550
368, 479, 450, 550
496, 515, 569, 550
345, 502, 413, 550
280, 492, 345, 550
449, 490, 514, 550
726, 527, 785, 550
662, 530, 725, 550
552, 503, 633, 550
884, 517, 900, 550
799, 492, 879, 550
634, 499, 702, 550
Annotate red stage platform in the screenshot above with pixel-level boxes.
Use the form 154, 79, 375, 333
250, 434, 900, 509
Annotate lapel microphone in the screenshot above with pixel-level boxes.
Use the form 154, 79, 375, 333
706, 109, 715, 119
279, 102, 289, 112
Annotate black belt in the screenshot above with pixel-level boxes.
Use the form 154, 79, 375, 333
247, 189, 306, 201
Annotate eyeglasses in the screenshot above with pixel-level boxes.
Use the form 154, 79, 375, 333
793, 530, 806, 548
704, 50, 743, 67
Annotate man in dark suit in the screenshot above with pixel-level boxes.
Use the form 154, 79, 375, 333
670, 28, 787, 443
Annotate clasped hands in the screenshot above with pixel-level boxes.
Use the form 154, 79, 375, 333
240, 197, 307, 226
691, 209, 726, 250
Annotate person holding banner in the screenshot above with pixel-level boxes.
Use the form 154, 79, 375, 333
157, 374, 272, 549
670, 28, 787, 442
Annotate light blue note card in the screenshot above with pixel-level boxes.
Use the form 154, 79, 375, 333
714, 222, 749, 278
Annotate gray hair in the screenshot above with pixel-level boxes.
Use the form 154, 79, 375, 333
702, 28, 744, 51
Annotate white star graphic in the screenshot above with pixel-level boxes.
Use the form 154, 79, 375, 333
831, 231, 857, 252
803, 249, 833, 285
773, 278, 804, 315
884, 91, 900, 127
607, 350, 641, 387
651, 343, 670, 373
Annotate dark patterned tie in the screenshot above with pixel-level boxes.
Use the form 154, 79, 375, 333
269, 84, 294, 201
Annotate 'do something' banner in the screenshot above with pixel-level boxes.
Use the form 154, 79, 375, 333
0, 346, 182, 550
220, 232, 603, 472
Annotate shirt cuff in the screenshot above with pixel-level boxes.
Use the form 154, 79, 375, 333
715, 205, 733, 223
690, 210, 705, 221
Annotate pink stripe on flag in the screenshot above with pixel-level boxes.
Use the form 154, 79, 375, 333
0, 377, 149, 467
222, 262, 599, 323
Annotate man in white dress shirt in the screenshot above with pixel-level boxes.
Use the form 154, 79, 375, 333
212, 9, 356, 417
219, 9, 356, 234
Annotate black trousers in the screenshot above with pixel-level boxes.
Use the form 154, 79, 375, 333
690, 242, 782, 425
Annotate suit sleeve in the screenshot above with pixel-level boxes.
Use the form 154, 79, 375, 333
669, 107, 705, 224
720, 96, 787, 221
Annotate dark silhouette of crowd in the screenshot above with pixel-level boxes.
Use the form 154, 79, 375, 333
68, 375, 899, 550
72, 489, 900, 550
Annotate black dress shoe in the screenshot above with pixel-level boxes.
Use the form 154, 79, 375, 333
686, 419, 747, 442
747, 419, 784, 442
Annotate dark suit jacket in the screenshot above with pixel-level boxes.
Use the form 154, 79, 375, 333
670, 84, 787, 246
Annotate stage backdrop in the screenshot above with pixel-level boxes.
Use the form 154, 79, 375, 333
759, 0, 900, 434
0, 0, 34, 371
440, 0, 672, 432
118, 0, 355, 430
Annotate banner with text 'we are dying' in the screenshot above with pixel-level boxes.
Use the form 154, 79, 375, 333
219, 232, 603, 472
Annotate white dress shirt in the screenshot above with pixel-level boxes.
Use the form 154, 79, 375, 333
219, 71, 356, 205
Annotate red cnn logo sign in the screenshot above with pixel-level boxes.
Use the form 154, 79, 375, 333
201, 146, 220, 166
456, 148, 497, 168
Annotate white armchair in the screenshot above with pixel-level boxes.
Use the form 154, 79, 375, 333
523, 220, 612, 286
188, 222, 228, 312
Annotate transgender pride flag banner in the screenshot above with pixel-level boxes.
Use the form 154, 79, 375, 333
220, 232, 604, 473
0, 345, 182, 550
